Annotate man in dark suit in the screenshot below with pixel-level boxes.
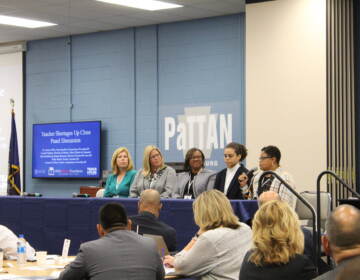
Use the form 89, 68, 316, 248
314, 204, 360, 280
59, 203, 164, 280
130, 189, 177, 252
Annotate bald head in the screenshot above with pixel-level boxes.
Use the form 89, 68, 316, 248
258, 191, 281, 206
138, 189, 162, 217
327, 204, 360, 249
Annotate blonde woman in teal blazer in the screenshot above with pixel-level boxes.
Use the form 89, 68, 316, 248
104, 147, 137, 198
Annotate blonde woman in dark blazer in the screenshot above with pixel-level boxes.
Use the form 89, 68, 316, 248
173, 148, 216, 199
130, 145, 176, 198
239, 200, 317, 280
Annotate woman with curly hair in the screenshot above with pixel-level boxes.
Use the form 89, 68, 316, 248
239, 200, 317, 280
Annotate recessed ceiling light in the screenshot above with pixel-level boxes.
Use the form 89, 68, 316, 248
0, 15, 57, 28
95, 0, 183, 11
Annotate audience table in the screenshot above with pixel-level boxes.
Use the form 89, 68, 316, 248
1, 258, 190, 280
0, 197, 258, 256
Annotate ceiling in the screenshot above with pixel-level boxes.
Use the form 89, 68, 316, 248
0, 0, 245, 44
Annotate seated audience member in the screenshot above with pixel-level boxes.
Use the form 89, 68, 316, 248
59, 203, 164, 280
240, 200, 317, 280
130, 145, 176, 198
130, 189, 177, 252
174, 148, 216, 199
258, 191, 314, 260
335, 255, 360, 280
0, 225, 35, 260
163, 190, 252, 280
314, 204, 360, 280
240, 145, 296, 208
104, 147, 137, 197
214, 142, 250, 199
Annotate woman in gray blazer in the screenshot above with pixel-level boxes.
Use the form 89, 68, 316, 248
130, 145, 176, 198
173, 148, 216, 199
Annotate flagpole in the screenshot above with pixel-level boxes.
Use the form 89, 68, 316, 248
9, 98, 23, 196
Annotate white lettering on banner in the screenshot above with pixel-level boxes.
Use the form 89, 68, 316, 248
164, 106, 232, 158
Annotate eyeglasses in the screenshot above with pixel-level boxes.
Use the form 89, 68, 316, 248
224, 154, 236, 158
259, 156, 272, 161
150, 153, 161, 160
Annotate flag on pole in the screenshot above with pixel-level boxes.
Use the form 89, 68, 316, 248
7, 108, 21, 195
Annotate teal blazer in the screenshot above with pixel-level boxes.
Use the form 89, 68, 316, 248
104, 170, 137, 197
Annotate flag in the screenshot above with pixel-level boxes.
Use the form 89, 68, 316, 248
7, 109, 21, 195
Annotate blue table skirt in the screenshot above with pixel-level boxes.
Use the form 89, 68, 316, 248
0, 197, 258, 255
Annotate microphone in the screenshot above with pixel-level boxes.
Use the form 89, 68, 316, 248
72, 193, 90, 198
257, 177, 273, 197
247, 167, 258, 176
23, 192, 42, 197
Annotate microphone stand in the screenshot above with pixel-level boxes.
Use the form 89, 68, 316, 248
259, 171, 318, 270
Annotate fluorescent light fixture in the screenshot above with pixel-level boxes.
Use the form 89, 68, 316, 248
96, 0, 183, 11
0, 15, 56, 28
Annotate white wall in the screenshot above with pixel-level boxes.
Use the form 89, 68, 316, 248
0, 52, 23, 195
246, 0, 326, 192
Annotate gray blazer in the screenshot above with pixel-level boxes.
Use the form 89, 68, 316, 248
129, 166, 176, 198
59, 230, 164, 280
174, 169, 216, 198
174, 224, 252, 280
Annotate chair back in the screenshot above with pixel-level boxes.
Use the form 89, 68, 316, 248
295, 191, 331, 231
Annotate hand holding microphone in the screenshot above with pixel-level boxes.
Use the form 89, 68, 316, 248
238, 167, 258, 187
238, 173, 248, 187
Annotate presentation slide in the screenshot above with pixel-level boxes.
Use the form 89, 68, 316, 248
0, 52, 23, 194
32, 121, 101, 178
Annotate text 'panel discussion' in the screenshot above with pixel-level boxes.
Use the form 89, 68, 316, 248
0, 0, 360, 279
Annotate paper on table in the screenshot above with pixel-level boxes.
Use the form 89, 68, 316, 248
50, 270, 61, 278
164, 266, 175, 275
19, 264, 66, 270
0, 274, 20, 279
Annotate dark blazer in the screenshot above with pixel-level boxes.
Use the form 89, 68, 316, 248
214, 164, 248, 199
240, 251, 317, 280
130, 211, 177, 252
59, 230, 164, 280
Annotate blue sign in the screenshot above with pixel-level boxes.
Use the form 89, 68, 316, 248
32, 121, 101, 178
159, 101, 243, 170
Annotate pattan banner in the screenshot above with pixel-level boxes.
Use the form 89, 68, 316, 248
159, 101, 244, 170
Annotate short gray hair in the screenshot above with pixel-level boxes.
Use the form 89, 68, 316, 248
326, 205, 360, 249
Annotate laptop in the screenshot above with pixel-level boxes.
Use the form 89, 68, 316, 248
143, 234, 169, 257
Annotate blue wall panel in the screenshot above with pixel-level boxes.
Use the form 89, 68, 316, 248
158, 15, 245, 168
25, 14, 245, 197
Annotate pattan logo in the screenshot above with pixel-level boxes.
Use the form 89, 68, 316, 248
164, 106, 232, 158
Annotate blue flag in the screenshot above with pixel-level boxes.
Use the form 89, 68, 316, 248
7, 110, 21, 195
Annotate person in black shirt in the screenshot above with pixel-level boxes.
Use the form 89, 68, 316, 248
130, 189, 177, 252
214, 142, 249, 199
239, 200, 317, 280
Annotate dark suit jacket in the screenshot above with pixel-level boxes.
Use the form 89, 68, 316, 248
214, 164, 248, 199
240, 251, 317, 280
130, 211, 177, 252
59, 230, 164, 280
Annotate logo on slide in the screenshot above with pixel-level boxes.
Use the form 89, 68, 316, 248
48, 167, 55, 176
87, 167, 97, 176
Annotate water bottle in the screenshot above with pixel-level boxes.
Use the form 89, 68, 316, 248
17, 234, 26, 266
